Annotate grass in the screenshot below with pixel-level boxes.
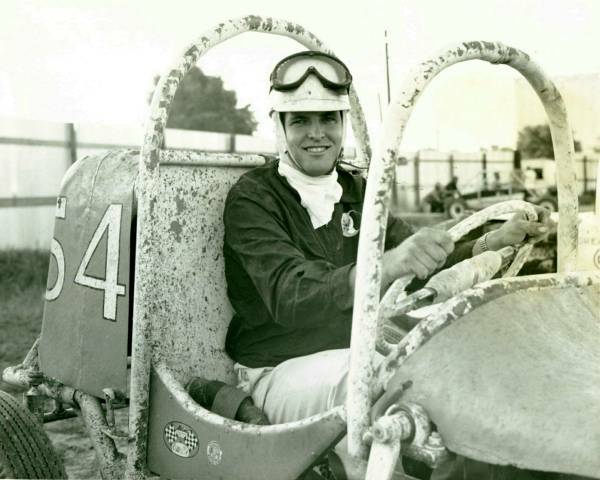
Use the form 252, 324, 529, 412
0, 249, 49, 392
0, 249, 49, 297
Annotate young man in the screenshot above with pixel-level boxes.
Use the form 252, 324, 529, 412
223, 50, 552, 476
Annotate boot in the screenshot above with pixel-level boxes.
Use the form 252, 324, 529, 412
186, 377, 270, 425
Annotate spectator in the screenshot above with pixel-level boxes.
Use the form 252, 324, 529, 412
423, 182, 445, 212
445, 175, 459, 193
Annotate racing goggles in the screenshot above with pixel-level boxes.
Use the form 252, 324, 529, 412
270, 51, 352, 93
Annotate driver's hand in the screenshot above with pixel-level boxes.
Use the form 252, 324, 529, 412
383, 228, 454, 281
489, 205, 555, 249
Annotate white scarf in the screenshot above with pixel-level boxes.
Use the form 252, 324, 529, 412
278, 161, 342, 229
273, 113, 343, 229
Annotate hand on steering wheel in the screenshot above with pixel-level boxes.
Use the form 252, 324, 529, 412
377, 201, 548, 354
381, 228, 454, 284
487, 205, 554, 250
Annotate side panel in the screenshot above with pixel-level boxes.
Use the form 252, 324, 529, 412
385, 280, 600, 477
40, 149, 138, 397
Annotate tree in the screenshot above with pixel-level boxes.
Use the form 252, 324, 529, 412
148, 67, 257, 135
517, 124, 582, 158
517, 124, 554, 158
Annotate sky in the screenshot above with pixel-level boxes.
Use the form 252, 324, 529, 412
1, 0, 599, 151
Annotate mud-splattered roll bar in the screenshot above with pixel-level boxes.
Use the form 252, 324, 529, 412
347, 41, 578, 458
140, 16, 371, 175
129, 16, 372, 479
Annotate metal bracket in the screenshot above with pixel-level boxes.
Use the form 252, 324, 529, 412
24, 386, 45, 424
396, 402, 449, 469
101, 388, 129, 439
3, 364, 43, 390
365, 402, 450, 469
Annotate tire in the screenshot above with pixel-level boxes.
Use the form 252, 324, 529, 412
445, 199, 467, 219
536, 196, 558, 212
0, 390, 66, 479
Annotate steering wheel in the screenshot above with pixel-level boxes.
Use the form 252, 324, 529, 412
376, 200, 539, 354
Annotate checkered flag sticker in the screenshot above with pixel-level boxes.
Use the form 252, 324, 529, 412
164, 421, 199, 458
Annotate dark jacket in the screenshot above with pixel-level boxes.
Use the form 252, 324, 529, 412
223, 161, 471, 367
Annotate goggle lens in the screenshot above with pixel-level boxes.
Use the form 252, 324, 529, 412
271, 52, 352, 92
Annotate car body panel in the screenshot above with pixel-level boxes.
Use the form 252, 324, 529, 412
381, 274, 600, 477
39, 150, 138, 398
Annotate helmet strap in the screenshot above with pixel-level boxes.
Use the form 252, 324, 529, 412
278, 113, 311, 175
284, 149, 310, 175
328, 113, 346, 174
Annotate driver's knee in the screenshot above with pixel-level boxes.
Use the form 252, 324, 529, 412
254, 349, 351, 424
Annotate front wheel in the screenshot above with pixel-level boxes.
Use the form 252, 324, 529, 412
0, 389, 66, 479
445, 198, 467, 219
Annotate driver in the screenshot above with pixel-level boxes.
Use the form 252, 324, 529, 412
223, 50, 553, 477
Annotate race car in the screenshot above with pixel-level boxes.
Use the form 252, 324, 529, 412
1, 18, 599, 480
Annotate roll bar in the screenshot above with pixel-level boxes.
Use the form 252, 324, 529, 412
347, 41, 579, 458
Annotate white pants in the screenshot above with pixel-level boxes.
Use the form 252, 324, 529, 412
235, 349, 352, 424
235, 349, 484, 479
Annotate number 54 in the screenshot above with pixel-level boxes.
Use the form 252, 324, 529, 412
46, 204, 126, 321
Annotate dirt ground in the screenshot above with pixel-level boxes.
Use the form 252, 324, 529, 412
46, 408, 129, 479
46, 416, 101, 479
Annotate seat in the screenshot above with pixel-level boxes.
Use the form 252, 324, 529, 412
141, 150, 346, 479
